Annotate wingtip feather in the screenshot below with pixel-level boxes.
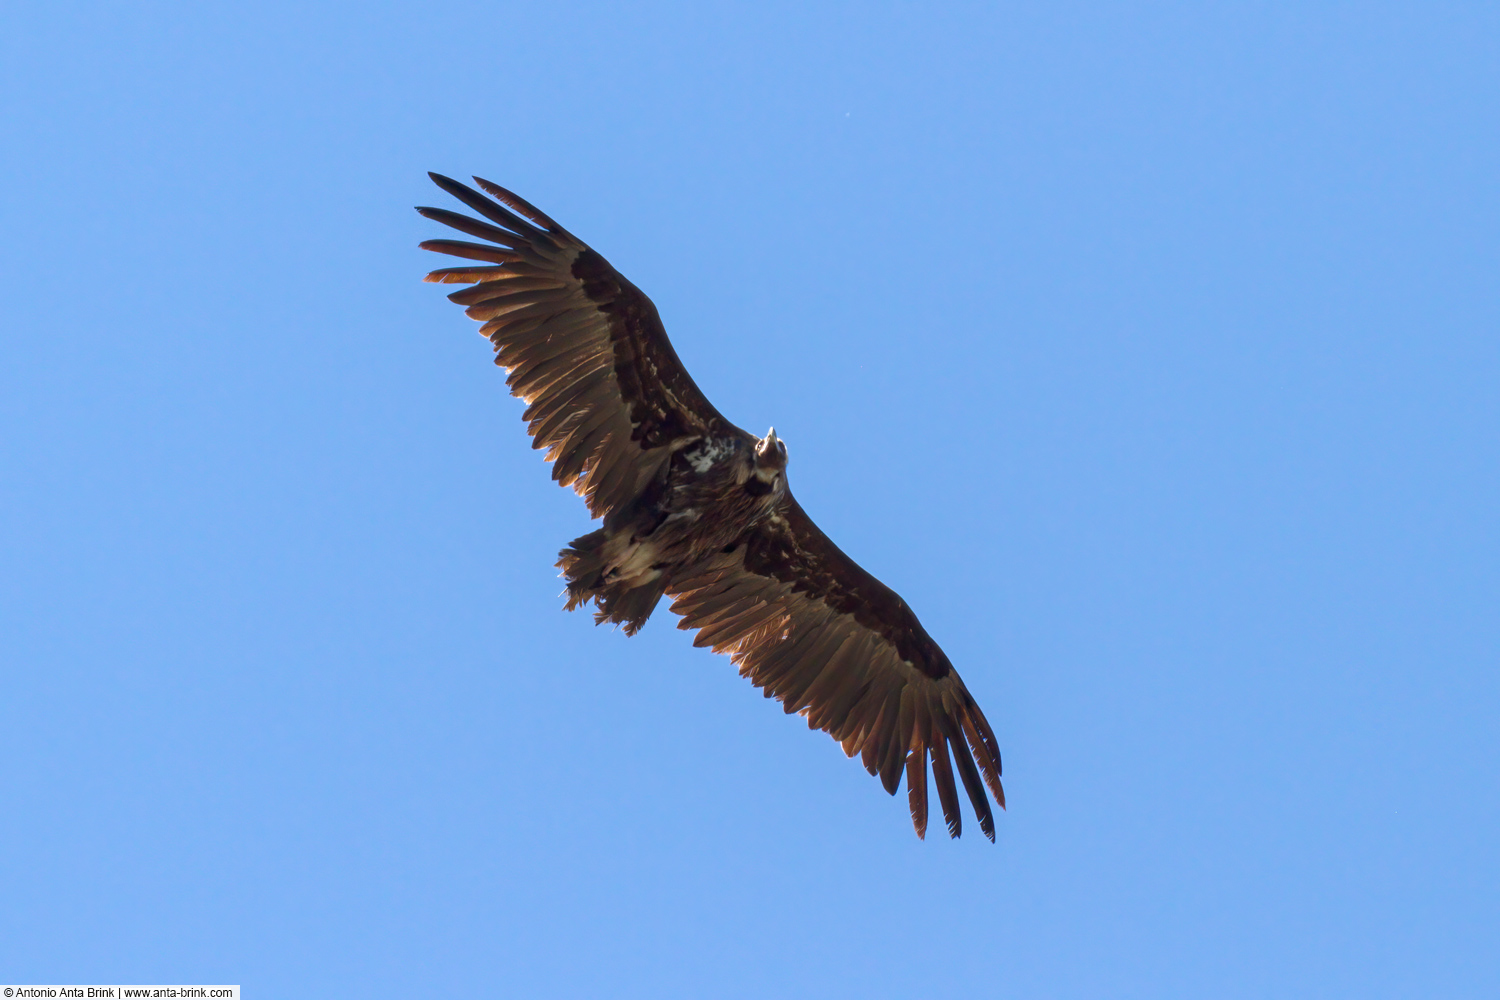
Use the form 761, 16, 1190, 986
906, 747, 929, 839
472, 175, 567, 233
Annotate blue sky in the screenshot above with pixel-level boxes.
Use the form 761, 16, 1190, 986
3, 2, 1497, 996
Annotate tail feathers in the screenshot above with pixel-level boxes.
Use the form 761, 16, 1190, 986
558, 529, 608, 612
556, 529, 665, 635
592, 580, 666, 636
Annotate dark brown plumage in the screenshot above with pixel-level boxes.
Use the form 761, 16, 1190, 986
419, 173, 1004, 839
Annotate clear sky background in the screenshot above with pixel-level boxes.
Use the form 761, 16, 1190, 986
3, 2, 1497, 997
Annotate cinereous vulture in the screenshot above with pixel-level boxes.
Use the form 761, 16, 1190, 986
419, 173, 1004, 839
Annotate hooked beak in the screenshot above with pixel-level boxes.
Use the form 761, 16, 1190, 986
762, 427, 778, 450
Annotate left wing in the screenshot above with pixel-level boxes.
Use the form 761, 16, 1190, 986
668, 496, 1005, 840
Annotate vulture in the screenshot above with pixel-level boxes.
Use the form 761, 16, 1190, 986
418, 173, 1005, 840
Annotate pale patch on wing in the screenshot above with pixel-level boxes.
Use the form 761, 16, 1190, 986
685, 437, 738, 473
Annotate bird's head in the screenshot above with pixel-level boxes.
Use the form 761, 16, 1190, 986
754, 427, 789, 478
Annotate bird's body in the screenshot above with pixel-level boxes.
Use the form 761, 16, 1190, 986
561, 429, 787, 634
419, 173, 1005, 839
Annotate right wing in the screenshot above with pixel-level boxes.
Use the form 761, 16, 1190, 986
419, 173, 747, 519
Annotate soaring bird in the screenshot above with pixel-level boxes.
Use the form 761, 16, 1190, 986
418, 173, 1005, 839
